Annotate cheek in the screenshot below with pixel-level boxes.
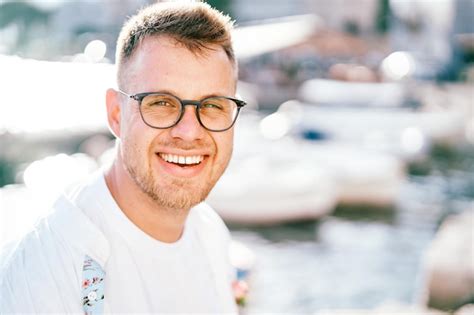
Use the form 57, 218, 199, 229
121, 118, 155, 158
120, 108, 140, 138
214, 132, 234, 164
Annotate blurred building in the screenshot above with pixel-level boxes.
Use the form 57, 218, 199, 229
0, 0, 472, 82
50, 0, 149, 60
232, 0, 380, 34
0, 0, 150, 59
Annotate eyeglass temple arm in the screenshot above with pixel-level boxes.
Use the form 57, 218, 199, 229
117, 89, 137, 100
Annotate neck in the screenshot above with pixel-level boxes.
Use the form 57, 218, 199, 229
104, 160, 189, 243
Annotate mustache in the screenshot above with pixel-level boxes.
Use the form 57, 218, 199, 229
154, 139, 213, 152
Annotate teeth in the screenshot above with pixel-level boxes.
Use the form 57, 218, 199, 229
159, 153, 204, 165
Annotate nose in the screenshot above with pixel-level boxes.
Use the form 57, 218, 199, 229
169, 105, 206, 141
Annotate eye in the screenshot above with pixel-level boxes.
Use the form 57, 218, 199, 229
202, 102, 223, 110
143, 94, 180, 109
202, 97, 231, 111
151, 100, 172, 107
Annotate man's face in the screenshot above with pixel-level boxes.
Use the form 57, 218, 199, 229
114, 36, 237, 211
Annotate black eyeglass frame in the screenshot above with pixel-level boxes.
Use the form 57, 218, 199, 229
117, 90, 246, 132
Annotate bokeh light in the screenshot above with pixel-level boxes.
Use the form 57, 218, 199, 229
84, 40, 107, 63
381, 51, 416, 80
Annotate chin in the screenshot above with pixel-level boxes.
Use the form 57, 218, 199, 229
146, 175, 212, 211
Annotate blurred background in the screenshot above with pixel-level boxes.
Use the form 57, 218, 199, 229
0, 0, 473, 313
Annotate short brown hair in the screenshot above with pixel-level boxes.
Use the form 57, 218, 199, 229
115, 1, 235, 87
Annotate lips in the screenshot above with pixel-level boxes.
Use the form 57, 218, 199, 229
155, 152, 208, 178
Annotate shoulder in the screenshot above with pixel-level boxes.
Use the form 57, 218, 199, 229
0, 191, 108, 313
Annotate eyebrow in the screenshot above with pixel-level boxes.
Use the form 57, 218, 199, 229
152, 89, 230, 100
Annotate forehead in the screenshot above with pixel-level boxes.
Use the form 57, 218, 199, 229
121, 36, 236, 97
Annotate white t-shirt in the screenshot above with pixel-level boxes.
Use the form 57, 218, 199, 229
69, 172, 221, 313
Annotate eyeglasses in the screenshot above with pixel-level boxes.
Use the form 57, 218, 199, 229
118, 90, 246, 132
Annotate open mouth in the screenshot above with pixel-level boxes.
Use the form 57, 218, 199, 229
158, 153, 205, 167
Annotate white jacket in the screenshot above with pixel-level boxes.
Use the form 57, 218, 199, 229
0, 193, 238, 314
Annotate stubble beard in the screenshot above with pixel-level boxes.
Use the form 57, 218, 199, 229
122, 143, 225, 214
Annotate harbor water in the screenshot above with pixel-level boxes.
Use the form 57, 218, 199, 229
230, 145, 473, 312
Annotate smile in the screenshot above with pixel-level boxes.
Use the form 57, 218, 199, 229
158, 153, 204, 165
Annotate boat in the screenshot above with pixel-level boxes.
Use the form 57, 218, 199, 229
276, 100, 466, 162
207, 151, 338, 225
298, 141, 405, 207
299, 78, 407, 108
421, 210, 474, 310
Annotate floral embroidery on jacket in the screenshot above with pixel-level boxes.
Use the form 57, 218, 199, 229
82, 255, 106, 314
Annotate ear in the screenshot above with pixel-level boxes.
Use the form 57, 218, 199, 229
106, 88, 121, 138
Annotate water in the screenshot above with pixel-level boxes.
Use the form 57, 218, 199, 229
230, 145, 473, 312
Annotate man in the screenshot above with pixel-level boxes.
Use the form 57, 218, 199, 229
0, 1, 246, 313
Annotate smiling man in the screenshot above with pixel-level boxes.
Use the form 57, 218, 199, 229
0, 2, 245, 313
